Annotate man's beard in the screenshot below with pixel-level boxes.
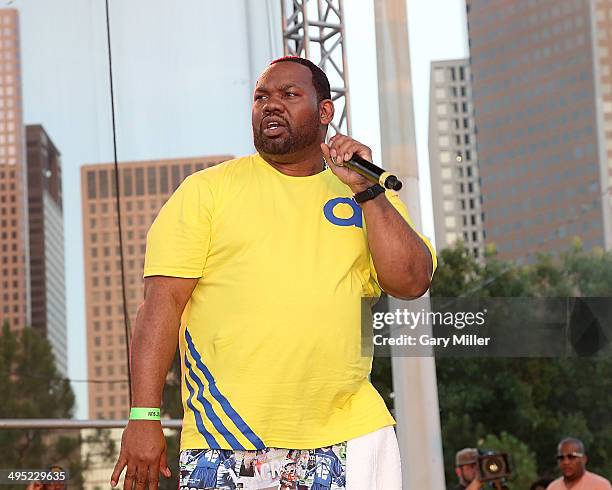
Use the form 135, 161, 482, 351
253, 117, 321, 155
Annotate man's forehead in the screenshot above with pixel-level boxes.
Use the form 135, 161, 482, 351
559, 441, 581, 452
256, 63, 312, 89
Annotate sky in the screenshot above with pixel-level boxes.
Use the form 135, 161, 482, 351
9, 0, 467, 418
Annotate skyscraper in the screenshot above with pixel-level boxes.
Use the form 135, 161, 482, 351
26, 124, 67, 374
429, 58, 485, 259
0, 9, 29, 330
81, 155, 229, 419
466, 0, 612, 262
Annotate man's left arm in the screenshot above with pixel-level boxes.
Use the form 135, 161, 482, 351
359, 190, 433, 298
322, 135, 434, 300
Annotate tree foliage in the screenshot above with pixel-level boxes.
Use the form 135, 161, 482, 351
0, 322, 114, 489
371, 242, 612, 487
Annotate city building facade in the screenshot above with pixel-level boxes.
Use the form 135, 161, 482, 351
0, 9, 29, 330
466, 0, 612, 262
429, 58, 485, 259
26, 124, 67, 374
81, 155, 229, 419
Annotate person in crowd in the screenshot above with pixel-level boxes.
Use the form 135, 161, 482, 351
454, 448, 482, 490
547, 437, 611, 489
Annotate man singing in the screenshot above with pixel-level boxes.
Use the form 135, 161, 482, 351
111, 56, 436, 490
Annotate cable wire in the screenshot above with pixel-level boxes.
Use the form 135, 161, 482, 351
7, 370, 129, 384
104, 0, 132, 405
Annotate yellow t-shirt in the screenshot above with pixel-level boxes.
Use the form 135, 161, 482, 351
144, 153, 437, 450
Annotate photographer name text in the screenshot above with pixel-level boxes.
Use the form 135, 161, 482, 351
373, 333, 491, 347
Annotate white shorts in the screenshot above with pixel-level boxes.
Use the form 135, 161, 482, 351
346, 425, 402, 490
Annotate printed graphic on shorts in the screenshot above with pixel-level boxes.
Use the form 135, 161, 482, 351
180, 443, 347, 490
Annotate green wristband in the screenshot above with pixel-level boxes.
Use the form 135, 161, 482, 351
129, 407, 161, 420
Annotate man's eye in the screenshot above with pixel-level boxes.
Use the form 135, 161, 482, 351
286, 92, 297, 97
255, 94, 266, 101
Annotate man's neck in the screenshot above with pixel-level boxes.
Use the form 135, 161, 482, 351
563, 471, 586, 488
259, 146, 325, 177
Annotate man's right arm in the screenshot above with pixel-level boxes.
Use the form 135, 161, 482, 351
110, 275, 198, 490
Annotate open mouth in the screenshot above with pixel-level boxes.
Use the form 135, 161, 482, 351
262, 119, 287, 137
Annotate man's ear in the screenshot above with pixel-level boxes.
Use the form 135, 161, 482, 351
319, 99, 334, 125
455, 467, 461, 479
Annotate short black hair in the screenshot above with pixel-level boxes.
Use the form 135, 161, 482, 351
270, 56, 331, 102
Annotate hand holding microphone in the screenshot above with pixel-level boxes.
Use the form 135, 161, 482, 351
321, 134, 403, 193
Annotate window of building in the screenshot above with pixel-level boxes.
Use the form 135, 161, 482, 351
170, 165, 181, 190
135, 168, 144, 196
123, 169, 133, 197
99, 170, 108, 198
160, 167, 168, 193
87, 171, 96, 199
147, 167, 157, 194
434, 68, 445, 84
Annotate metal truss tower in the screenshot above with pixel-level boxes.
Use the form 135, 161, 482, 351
280, 0, 351, 135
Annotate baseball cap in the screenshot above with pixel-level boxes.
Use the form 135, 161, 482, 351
456, 448, 478, 466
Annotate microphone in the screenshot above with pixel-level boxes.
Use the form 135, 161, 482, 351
342, 154, 403, 191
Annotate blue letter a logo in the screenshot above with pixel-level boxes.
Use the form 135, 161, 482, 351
323, 197, 363, 228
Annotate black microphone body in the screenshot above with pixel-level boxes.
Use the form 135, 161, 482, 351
343, 154, 403, 191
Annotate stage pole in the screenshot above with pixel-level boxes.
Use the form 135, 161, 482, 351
373, 0, 446, 488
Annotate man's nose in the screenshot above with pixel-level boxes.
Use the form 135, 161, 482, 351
263, 95, 284, 113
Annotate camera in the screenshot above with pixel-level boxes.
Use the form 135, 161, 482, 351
477, 450, 511, 489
